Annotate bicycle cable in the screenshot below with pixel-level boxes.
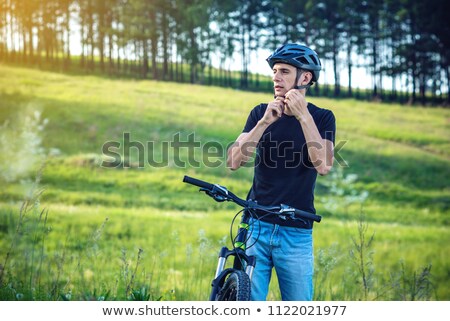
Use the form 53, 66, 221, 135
229, 209, 247, 267
243, 209, 262, 250
254, 208, 308, 225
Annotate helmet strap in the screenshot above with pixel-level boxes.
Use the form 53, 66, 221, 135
293, 69, 312, 90
273, 68, 311, 98
294, 84, 311, 90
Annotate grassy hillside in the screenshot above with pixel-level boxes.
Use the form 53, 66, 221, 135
0, 64, 449, 300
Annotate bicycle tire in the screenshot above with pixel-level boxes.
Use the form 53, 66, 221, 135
216, 270, 251, 301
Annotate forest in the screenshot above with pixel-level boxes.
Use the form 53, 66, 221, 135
0, 0, 449, 105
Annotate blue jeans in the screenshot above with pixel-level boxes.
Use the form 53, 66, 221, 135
245, 219, 314, 301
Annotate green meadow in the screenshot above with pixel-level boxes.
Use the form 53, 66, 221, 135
0, 64, 449, 300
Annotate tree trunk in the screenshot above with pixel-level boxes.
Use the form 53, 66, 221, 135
162, 11, 169, 80
99, 29, 105, 72
347, 41, 353, 97
64, 5, 71, 69
28, 22, 34, 63
240, 24, 248, 89
150, 11, 158, 80
372, 39, 378, 98
143, 39, 149, 78
189, 28, 197, 83
21, 24, 26, 62
88, 7, 95, 71
333, 35, 340, 97
411, 56, 417, 104
9, 5, 15, 61
419, 73, 426, 105
180, 58, 184, 83
446, 66, 450, 105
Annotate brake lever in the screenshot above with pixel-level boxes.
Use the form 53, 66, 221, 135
200, 184, 229, 202
279, 204, 306, 224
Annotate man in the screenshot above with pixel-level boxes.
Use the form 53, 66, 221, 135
227, 43, 336, 301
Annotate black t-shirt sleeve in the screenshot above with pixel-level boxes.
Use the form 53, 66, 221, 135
242, 104, 265, 133
319, 110, 336, 144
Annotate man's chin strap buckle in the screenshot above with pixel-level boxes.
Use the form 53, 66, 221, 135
294, 84, 311, 90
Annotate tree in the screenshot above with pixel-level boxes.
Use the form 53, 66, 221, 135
174, 0, 212, 84
309, 0, 346, 97
360, 0, 384, 99
341, 0, 365, 97
211, 0, 238, 87
58, 0, 74, 69
0, 0, 10, 60
1, 0, 448, 105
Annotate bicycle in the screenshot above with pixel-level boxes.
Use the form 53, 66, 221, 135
183, 175, 322, 301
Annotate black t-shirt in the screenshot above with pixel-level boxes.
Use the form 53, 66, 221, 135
242, 102, 336, 229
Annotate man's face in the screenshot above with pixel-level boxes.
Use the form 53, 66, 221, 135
272, 63, 297, 97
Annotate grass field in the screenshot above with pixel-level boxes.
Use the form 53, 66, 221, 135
0, 64, 449, 300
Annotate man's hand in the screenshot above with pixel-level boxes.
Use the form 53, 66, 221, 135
261, 96, 285, 125
284, 89, 334, 175
284, 89, 309, 121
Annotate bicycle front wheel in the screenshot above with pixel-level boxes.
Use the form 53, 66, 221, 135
216, 270, 251, 301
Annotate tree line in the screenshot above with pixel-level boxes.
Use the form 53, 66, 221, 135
0, 0, 449, 105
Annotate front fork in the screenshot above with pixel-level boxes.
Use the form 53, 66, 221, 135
209, 212, 256, 300
209, 246, 256, 300
214, 246, 256, 280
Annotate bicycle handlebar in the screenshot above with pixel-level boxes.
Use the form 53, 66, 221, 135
183, 175, 321, 223
183, 175, 215, 190
292, 209, 322, 223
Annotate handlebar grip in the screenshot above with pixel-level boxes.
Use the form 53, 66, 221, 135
183, 175, 214, 190
294, 209, 322, 223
